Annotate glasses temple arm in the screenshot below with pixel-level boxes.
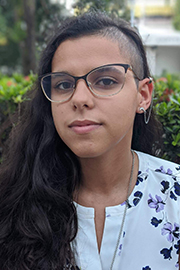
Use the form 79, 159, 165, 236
128, 66, 153, 83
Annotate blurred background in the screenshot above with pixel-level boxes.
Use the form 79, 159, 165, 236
0, 0, 180, 163
1, 0, 180, 76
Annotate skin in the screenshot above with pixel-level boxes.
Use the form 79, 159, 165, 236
51, 35, 153, 252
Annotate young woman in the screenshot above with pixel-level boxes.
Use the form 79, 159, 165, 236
0, 11, 180, 270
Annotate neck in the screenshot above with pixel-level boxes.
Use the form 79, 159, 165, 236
75, 148, 138, 207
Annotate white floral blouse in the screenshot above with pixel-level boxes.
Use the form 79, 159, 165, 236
72, 151, 180, 270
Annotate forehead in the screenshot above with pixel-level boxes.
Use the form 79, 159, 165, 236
51, 35, 129, 74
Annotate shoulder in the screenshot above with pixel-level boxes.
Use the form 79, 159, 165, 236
136, 151, 180, 180
133, 151, 180, 211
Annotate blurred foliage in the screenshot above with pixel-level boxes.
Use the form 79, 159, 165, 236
0, 72, 37, 161
0, 0, 132, 75
0, 72, 180, 164
0, 1, 23, 71
0, 0, 66, 74
1, 0, 180, 75
0, 72, 36, 109
73, 0, 130, 20
173, 0, 180, 30
154, 73, 180, 163
35, 0, 68, 46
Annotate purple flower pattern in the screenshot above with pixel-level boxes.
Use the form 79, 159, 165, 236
147, 164, 180, 267
148, 194, 165, 212
161, 222, 179, 242
155, 166, 173, 175
130, 163, 180, 267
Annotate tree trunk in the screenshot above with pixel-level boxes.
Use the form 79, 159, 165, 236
22, 0, 36, 75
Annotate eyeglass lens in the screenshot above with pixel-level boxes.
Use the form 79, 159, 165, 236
41, 65, 126, 102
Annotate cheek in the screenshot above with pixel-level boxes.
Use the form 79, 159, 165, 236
109, 98, 138, 136
113, 108, 135, 135
51, 105, 65, 136
111, 96, 137, 121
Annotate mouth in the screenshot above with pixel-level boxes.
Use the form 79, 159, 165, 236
69, 120, 102, 134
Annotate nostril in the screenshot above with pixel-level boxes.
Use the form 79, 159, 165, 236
73, 103, 88, 109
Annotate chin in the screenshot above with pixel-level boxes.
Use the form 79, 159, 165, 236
70, 146, 104, 159
73, 151, 100, 159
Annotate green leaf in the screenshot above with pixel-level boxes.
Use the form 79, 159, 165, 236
170, 97, 180, 105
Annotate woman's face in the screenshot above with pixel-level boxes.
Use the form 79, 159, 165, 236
51, 35, 145, 159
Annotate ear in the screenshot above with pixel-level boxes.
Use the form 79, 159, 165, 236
136, 77, 154, 113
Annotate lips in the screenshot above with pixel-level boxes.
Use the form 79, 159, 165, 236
69, 120, 102, 134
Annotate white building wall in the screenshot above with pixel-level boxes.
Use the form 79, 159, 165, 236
134, 0, 175, 6
145, 47, 157, 75
156, 46, 180, 76
145, 46, 180, 76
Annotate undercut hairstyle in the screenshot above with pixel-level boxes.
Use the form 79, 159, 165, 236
0, 11, 162, 270
98, 27, 144, 80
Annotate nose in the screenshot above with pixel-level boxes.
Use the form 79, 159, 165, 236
71, 79, 95, 110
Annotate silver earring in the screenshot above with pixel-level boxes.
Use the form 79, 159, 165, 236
139, 107, 151, 124
139, 78, 153, 124
148, 77, 153, 84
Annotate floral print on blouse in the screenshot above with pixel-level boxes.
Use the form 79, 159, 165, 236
72, 151, 180, 270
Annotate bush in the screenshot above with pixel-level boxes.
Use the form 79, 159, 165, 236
154, 73, 180, 163
0, 72, 180, 164
0, 72, 37, 161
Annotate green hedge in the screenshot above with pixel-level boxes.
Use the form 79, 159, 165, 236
154, 74, 180, 163
0, 73, 180, 163
0, 73, 37, 162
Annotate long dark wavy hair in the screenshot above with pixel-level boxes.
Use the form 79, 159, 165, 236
0, 11, 162, 270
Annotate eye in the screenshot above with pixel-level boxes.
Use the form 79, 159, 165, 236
96, 77, 118, 86
55, 81, 72, 90
94, 76, 119, 89
54, 81, 74, 91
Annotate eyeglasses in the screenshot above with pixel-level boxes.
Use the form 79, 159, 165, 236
40, 63, 141, 103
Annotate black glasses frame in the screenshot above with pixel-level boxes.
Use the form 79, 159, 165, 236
40, 63, 141, 103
